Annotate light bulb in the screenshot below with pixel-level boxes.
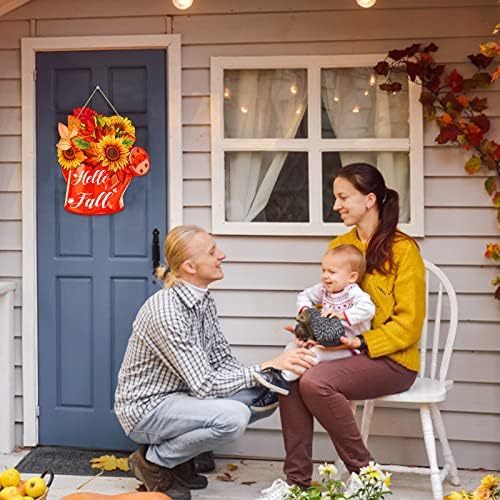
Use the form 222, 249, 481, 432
352, 106, 360, 113
172, 0, 193, 10
240, 106, 248, 114
290, 84, 298, 95
224, 87, 231, 99
356, 0, 376, 7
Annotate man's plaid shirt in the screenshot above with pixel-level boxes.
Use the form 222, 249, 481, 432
114, 283, 260, 434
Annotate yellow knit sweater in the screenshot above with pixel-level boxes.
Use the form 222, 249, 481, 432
328, 229, 426, 372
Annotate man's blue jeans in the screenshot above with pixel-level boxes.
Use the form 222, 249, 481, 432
128, 387, 275, 468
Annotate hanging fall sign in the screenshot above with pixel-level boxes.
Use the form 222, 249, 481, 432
56, 106, 150, 215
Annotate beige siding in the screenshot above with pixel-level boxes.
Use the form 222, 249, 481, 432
1, 0, 499, 470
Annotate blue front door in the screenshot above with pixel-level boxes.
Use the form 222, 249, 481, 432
36, 50, 167, 450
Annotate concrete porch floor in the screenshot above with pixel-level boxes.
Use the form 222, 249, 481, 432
1, 449, 497, 499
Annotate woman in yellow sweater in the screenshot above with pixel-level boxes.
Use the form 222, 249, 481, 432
257, 163, 426, 500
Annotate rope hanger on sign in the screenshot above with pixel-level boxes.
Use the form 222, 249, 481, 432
75, 85, 120, 118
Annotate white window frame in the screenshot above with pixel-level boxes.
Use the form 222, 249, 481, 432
210, 55, 424, 237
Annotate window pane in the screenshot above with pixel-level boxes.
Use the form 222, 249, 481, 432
322, 152, 410, 223
224, 69, 308, 138
225, 151, 308, 222
321, 68, 408, 139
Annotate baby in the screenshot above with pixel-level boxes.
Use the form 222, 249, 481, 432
253, 244, 375, 398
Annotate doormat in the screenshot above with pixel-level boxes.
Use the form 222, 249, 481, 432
15, 446, 133, 477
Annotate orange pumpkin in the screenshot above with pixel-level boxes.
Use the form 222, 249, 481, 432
62, 493, 170, 500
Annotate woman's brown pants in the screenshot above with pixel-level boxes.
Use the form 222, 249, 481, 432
279, 354, 417, 488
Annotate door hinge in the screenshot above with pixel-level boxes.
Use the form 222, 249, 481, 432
36, 405, 40, 417
33, 69, 37, 81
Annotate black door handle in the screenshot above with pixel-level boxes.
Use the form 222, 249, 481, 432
152, 228, 160, 275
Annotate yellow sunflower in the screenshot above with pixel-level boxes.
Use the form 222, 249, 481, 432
95, 135, 130, 172
57, 147, 86, 170
107, 115, 135, 137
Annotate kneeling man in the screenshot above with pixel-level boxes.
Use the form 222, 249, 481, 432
114, 225, 313, 500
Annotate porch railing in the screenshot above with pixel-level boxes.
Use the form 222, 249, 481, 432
0, 281, 16, 453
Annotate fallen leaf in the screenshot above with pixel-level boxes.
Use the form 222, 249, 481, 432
216, 472, 236, 482
90, 454, 130, 472
241, 481, 256, 486
226, 463, 238, 471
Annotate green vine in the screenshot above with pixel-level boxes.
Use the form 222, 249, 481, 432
374, 33, 500, 299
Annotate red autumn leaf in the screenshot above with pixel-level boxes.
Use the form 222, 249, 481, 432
435, 124, 461, 144
388, 48, 408, 61
447, 69, 464, 92
423, 42, 439, 53
471, 114, 490, 133
494, 143, 500, 161
380, 81, 402, 92
406, 43, 421, 57
373, 61, 389, 76
469, 97, 488, 112
419, 87, 436, 105
467, 53, 494, 69
406, 61, 423, 82
467, 130, 484, 148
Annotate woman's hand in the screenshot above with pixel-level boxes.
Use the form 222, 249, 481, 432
261, 347, 317, 375
339, 335, 362, 349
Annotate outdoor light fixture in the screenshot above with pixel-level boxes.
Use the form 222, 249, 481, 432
172, 0, 193, 10
356, 0, 376, 7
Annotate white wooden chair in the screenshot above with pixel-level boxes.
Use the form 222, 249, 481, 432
355, 259, 461, 500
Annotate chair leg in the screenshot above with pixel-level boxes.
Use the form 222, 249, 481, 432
431, 405, 460, 486
360, 400, 374, 446
420, 404, 443, 500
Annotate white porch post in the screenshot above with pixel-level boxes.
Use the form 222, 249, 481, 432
0, 281, 17, 453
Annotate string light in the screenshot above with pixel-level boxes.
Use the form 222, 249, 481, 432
240, 106, 248, 114
223, 87, 231, 99
172, 0, 193, 10
369, 75, 376, 86
333, 96, 340, 102
352, 106, 360, 113
364, 90, 369, 96
290, 84, 298, 95
356, 0, 376, 7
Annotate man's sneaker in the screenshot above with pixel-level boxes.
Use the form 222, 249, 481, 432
193, 450, 216, 473
256, 478, 292, 500
254, 368, 290, 395
128, 445, 191, 500
249, 389, 280, 413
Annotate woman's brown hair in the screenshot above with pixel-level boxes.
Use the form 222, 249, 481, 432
335, 163, 416, 275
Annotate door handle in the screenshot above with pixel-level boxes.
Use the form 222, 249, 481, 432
152, 228, 160, 275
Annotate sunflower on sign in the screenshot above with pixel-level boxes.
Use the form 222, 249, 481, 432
56, 106, 150, 215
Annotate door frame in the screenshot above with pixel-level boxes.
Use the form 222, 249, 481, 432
21, 34, 182, 446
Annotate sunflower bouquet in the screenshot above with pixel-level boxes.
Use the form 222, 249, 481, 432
286, 462, 392, 500
56, 106, 150, 215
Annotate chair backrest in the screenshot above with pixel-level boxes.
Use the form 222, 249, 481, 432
420, 260, 459, 382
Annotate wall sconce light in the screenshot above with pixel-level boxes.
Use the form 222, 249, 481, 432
173, 0, 194, 10
356, 0, 376, 7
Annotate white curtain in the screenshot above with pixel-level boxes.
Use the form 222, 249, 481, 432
322, 70, 410, 221
224, 69, 307, 222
